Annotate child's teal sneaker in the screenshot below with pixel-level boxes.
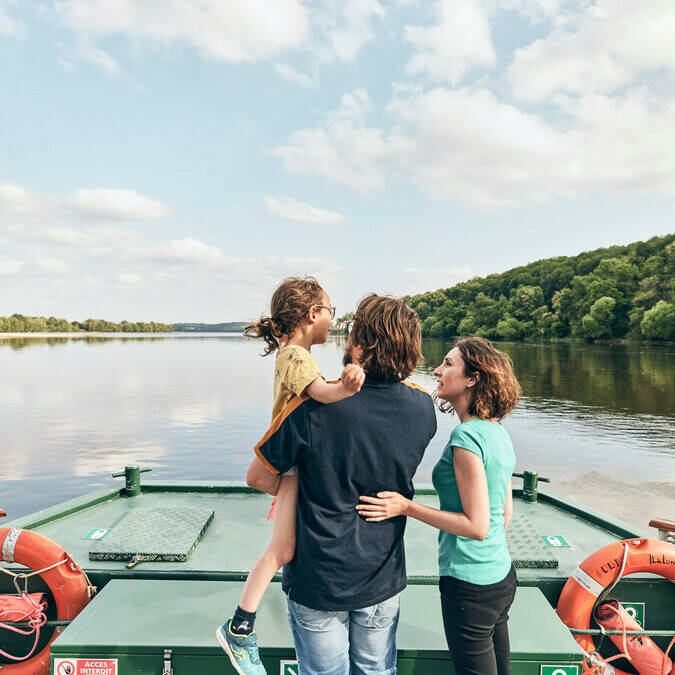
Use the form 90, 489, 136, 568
216, 618, 267, 675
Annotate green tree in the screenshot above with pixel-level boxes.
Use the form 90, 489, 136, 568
640, 301, 675, 340
496, 316, 524, 340
581, 296, 616, 339
507, 285, 545, 321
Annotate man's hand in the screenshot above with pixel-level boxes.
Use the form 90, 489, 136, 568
341, 363, 365, 394
355, 491, 411, 522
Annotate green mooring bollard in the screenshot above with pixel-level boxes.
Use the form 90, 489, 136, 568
513, 470, 551, 502
112, 465, 152, 497
522, 470, 539, 502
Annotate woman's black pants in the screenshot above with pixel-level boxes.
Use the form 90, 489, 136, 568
439, 565, 517, 675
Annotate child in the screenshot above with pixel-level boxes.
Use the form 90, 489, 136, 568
216, 276, 365, 675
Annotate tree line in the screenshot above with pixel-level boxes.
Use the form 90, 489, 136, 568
0, 314, 173, 333
402, 234, 674, 341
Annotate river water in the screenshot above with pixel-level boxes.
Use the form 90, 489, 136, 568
0, 335, 673, 529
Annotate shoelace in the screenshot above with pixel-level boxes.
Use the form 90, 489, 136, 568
246, 639, 261, 664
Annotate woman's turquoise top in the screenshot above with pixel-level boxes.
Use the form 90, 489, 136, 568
431, 418, 515, 585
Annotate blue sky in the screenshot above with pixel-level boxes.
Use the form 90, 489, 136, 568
1, 0, 674, 322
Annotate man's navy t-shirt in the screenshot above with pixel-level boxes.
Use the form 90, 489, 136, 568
255, 372, 437, 611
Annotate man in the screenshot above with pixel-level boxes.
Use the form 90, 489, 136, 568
248, 294, 437, 675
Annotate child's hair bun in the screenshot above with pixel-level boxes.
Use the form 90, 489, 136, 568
244, 276, 325, 355
244, 315, 283, 355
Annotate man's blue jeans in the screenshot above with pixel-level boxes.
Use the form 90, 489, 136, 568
287, 594, 399, 675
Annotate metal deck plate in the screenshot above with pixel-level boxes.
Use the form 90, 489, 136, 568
89, 506, 214, 563
507, 513, 558, 568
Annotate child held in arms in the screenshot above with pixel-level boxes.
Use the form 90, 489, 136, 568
216, 276, 365, 675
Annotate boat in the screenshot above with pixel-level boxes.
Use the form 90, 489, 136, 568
1, 466, 673, 674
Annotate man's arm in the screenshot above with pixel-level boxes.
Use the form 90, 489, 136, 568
247, 456, 281, 496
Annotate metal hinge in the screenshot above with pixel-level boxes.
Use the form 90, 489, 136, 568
163, 648, 173, 675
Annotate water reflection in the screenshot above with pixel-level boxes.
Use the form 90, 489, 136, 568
420, 339, 675, 417
0, 335, 172, 350
0, 335, 672, 528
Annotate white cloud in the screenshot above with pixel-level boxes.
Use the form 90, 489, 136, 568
152, 237, 227, 267
507, 0, 675, 100
387, 87, 563, 207
58, 56, 75, 72
311, 0, 385, 63
274, 63, 315, 88
264, 196, 346, 225
35, 256, 71, 273
43, 227, 92, 245
0, 222, 25, 236
72, 35, 121, 77
273, 84, 675, 209
404, 0, 495, 85
0, 259, 24, 275
270, 89, 389, 194
118, 272, 141, 284
53, 0, 384, 83
64, 188, 170, 221
403, 266, 474, 294
1, 184, 170, 224
0, 184, 38, 216
260, 256, 343, 284
43, 226, 139, 247
57, 0, 309, 64
0, 2, 23, 38
496, 0, 562, 22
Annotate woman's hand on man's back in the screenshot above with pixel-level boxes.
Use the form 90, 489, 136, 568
355, 492, 410, 521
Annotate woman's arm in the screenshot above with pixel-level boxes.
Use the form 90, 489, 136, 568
356, 447, 490, 541
503, 479, 513, 529
305, 364, 365, 404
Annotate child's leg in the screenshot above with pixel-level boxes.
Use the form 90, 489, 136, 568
239, 473, 298, 612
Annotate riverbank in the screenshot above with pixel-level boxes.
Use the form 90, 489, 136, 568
0, 332, 174, 338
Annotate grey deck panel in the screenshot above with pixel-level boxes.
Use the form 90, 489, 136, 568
88, 506, 214, 562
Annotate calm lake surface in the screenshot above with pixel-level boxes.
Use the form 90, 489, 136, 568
1, 335, 673, 529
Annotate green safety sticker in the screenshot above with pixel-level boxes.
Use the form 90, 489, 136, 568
280, 661, 299, 675
622, 602, 645, 626
82, 528, 110, 540
541, 535, 570, 547
541, 666, 579, 675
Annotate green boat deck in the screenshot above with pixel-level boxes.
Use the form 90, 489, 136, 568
2, 480, 673, 674
3, 481, 650, 583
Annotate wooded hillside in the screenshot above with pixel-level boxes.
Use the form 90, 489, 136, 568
405, 234, 675, 340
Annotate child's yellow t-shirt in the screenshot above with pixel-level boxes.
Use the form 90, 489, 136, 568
272, 345, 323, 420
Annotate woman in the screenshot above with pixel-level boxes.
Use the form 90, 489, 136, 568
356, 336, 521, 675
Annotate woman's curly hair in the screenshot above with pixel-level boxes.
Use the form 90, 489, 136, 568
438, 336, 521, 420
244, 277, 324, 355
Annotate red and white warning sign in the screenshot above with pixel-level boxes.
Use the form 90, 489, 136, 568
54, 658, 118, 675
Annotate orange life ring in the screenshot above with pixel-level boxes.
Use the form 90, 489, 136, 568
556, 537, 675, 675
0, 527, 92, 675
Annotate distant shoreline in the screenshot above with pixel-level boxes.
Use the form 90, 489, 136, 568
0, 331, 247, 338
0, 332, 175, 338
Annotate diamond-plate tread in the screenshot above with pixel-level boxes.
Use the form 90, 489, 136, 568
506, 512, 558, 568
89, 506, 214, 562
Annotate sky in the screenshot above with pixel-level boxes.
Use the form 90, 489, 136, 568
1, 0, 674, 323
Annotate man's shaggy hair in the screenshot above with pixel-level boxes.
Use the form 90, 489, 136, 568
350, 294, 422, 381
